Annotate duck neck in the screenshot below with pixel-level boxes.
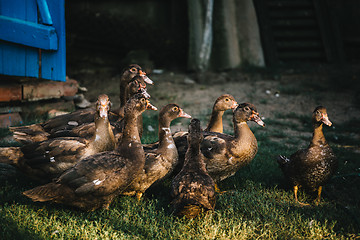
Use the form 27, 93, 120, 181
158, 118, 174, 150
122, 114, 141, 143
183, 143, 206, 172
311, 123, 327, 146
206, 110, 224, 133
90, 114, 115, 150
233, 121, 252, 141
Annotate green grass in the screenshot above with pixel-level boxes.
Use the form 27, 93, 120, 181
1, 112, 360, 239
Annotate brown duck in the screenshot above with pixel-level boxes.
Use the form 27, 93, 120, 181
0, 94, 116, 181
171, 118, 216, 218
23, 93, 157, 211
204, 94, 238, 133
277, 106, 337, 206
122, 104, 191, 200
173, 103, 265, 186
10, 64, 152, 144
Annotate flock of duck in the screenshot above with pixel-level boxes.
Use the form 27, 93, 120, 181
0, 64, 338, 218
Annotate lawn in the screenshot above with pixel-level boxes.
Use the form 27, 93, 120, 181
0, 107, 359, 239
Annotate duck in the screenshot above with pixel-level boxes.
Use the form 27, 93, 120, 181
170, 118, 216, 218
23, 93, 157, 211
204, 94, 238, 133
173, 103, 265, 187
0, 94, 116, 181
122, 104, 191, 200
277, 106, 337, 206
10, 64, 152, 145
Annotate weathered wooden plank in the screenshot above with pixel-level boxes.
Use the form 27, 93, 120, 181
25, 0, 40, 78
41, 0, 66, 81
273, 30, 320, 38
271, 19, 316, 27
269, 10, 315, 19
0, 0, 26, 77
23, 79, 78, 101
0, 84, 22, 102
278, 51, 324, 59
0, 15, 58, 50
276, 41, 322, 49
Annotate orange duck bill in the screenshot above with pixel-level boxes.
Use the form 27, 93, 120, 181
139, 70, 154, 85
321, 114, 332, 126
179, 108, 192, 118
250, 111, 265, 127
146, 100, 158, 111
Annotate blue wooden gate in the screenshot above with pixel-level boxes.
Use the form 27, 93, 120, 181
0, 0, 65, 81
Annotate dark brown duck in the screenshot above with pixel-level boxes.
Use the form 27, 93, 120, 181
171, 118, 216, 218
122, 104, 191, 200
277, 106, 337, 206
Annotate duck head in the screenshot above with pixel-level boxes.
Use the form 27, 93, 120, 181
125, 93, 157, 118
234, 103, 265, 127
214, 94, 238, 112
127, 76, 151, 99
96, 94, 111, 119
188, 118, 203, 145
160, 104, 192, 122
121, 64, 154, 85
313, 106, 332, 126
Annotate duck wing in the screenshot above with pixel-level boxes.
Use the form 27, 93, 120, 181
57, 151, 135, 196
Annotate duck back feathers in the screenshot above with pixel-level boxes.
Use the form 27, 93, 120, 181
171, 119, 216, 218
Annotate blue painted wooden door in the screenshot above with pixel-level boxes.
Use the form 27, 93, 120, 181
0, 0, 65, 81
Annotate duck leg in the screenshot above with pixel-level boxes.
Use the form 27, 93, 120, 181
314, 186, 322, 206
294, 185, 310, 207
136, 192, 143, 201
214, 184, 226, 194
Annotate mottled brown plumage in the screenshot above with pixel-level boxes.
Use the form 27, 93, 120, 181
0, 94, 116, 181
122, 104, 191, 200
23, 93, 157, 211
173, 103, 265, 184
10, 64, 152, 144
277, 106, 337, 206
171, 118, 216, 218
204, 94, 238, 133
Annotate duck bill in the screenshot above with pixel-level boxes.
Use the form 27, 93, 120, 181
179, 108, 192, 118
251, 113, 265, 127
146, 100, 157, 111
99, 105, 108, 118
321, 114, 332, 126
231, 101, 238, 110
139, 70, 154, 85
139, 88, 151, 99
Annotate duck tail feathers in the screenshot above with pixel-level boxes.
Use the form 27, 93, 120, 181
0, 147, 23, 165
23, 183, 68, 202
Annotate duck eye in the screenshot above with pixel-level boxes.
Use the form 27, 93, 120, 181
173, 107, 178, 112
130, 67, 137, 72
225, 98, 229, 102
244, 106, 250, 111
140, 98, 146, 103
